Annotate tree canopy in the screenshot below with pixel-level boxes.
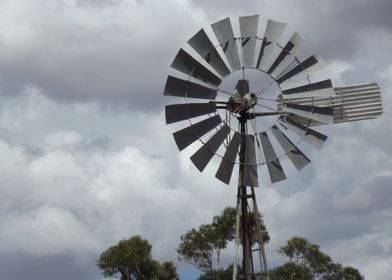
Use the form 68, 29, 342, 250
97, 235, 178, 280
177, 206, 269, 273
177, 207, 362, 280
269, 236, 363, 280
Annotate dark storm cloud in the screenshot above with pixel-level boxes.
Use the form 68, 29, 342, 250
189, 0, 392, 61
0, 1, 391, 280
0, 1, 196, 111
0, 254, 99, 280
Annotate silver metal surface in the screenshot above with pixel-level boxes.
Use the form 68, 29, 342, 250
215, 132, 241, 184
239, 15, 259, 68
281, 117, 327, 150
171, 48, 222, 86
165, 103, 216, 124
164, 75, 217, 100
187, 29, 231, 77
211, 17, 241, 71
243, 134, 259, 187
270, 125, 310, 170
173, 115, 222, 151
283, 83, 383, 124
256, 19, 287, 71
259, 132, 286, 183
281, 79, 334, 98
190, 125, 230, 171
276, 54, 326, 84
269, 32, 308, 78
284, 103, 334, 123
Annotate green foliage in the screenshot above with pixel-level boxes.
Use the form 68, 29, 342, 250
157, 261, 180, 280
197, 265, 235, 280
178, 206, 363, 280
270, 236, 363, 280
177, 225, 215, 272
97, 235, 178, 280
177, 206, 269, 273
269, 262, 312, 280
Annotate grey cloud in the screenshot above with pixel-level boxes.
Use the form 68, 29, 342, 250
0, 0, 198, 111
76, 0, 123, 8
0, 1, 391, 279
0, 254, 99, 280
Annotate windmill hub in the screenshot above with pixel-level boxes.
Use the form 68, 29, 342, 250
226, 80, 257, 113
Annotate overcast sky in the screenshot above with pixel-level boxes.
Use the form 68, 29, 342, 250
0, 0, 391, 279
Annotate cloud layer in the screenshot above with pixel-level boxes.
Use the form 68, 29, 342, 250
0, 0, 391, 279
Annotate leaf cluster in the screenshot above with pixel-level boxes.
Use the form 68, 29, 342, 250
97, 235, 178, 280
177, 207, 269, 273
270, 236, 363, 280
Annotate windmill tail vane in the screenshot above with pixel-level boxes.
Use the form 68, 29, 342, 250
163, 15, 382, 280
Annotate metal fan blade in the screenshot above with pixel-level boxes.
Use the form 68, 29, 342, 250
239, 15, 259, 68
164, 76, 217, 100
268, 32, 308, 77
187, 29, 231, 77
259, 132, 287, 183
281, 117, 327, 150
171, 48, 222, 86
190, 125, 230, 172
284, 103, 334, 123
282, 79, 333, 98
276, 54, 326, 84
215, 132, 241, 184
256, 19, 287, 70
270, 125, 310, 170
165, 103, 216, 124
173, 115, 222, 151
243, 134, 259, 187
235, 79, 250, 97
211, 17, 241, 71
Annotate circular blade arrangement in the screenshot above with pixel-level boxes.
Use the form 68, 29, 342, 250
163, 15, 383, 186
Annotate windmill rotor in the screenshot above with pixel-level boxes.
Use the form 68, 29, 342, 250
163, 15, 383, 279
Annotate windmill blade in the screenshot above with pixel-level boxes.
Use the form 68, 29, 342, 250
284, 103, 334, 123
256, 19, 287, 70
235, 79, 250, 97
268, 32, 308, 77
211, 17, 241, 71
259, 132, 286, 183
270, 125, 310, 170
165, 103, 216, 124
171, 48, 222, 86
280, 117, 327, 150
164, 75, 217, 100
216, 132, 241, 184
281, 79, 334, 98
285, 114, 325, 127
276, 54, 326, 85
191, 125, 230, 172
239, 15, 259, 68
187, 29, 231, 77
173, 115, 222, 151
243, 134, 259, 187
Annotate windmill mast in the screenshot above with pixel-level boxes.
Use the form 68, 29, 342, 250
238, 117, 253, 278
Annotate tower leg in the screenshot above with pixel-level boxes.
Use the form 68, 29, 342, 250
232, 119, 269, 280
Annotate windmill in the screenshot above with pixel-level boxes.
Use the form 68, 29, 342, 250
163, 15, 382, 279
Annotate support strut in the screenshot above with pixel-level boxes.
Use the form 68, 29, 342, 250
233, 113, 269, 280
